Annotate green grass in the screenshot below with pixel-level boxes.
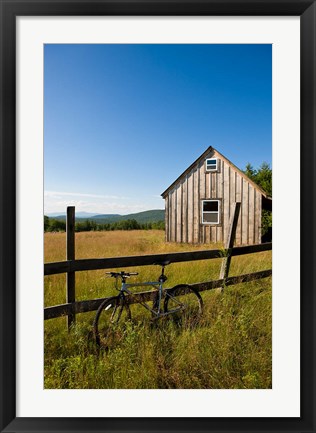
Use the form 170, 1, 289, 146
44, 230, 272, 389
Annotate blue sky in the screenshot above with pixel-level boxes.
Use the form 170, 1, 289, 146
44, 44, 272, 215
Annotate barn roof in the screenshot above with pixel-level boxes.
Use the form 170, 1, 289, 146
161, 146, 272, 201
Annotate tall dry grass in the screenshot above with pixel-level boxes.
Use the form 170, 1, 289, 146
44, 230, 272, 389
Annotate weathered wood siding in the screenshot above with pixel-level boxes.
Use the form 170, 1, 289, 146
164, 149, 262, 245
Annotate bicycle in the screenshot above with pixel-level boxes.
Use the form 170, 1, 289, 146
93, 262, 203, 348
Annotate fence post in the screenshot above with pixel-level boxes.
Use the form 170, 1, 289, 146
66, 206, 76, 330
219, 202, 241, 288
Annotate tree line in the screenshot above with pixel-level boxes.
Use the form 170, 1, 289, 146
44, 216, 165, 233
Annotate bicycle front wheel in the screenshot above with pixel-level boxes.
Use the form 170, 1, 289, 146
164, 284, 203, 327
93, 296, 131, 348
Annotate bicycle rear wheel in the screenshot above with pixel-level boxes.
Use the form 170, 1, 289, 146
164, 284, 203, 327
93, 296, 131, 348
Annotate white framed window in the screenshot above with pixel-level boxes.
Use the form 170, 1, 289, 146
205, 158, 218, 171
202, 200, 220, 224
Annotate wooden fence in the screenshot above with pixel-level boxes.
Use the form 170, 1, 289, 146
44, 205, 272, 328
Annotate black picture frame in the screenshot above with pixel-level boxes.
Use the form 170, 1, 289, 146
0, 1, 315, 432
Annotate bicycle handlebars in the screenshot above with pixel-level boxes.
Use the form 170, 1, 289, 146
105, 262, 171, 282
105, 271, 138, 279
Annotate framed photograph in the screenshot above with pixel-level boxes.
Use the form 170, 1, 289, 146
0, 1, 315, 432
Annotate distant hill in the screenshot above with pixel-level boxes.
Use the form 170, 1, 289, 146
47, 211, 109, 218
81, 209, 165, 224
46, 209, 165, 224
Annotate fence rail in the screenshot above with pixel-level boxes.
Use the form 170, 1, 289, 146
44, 206, 272, 328
44, 242, 272, 276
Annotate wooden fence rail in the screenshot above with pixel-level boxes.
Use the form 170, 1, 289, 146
44, 242, 271, 276
44, 206, 272, 328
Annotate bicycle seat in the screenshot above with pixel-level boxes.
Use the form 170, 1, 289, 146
154, 261, 171, 267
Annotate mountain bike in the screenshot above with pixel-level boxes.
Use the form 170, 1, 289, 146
93, 262, 203, 348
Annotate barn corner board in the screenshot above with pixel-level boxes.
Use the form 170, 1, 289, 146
161, 146, 272, 246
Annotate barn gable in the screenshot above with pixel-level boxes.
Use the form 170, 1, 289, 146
161, 146, 271, 245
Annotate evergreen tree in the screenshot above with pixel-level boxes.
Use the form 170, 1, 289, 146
244, 162, 272, 196
244, 162, 272, 238
44, 215, 50, 232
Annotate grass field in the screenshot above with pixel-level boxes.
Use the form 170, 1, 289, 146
44, 230, 272, 389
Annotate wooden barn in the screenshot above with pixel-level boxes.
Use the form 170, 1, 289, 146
161, 146, 272, 246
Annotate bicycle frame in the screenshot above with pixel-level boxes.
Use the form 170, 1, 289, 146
105, 264, 189, 319
119, 280, 165, 317
93, 271, 203, 350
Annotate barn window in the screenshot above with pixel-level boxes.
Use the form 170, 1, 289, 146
206, 158, 218, 171
202, 200, 220, 224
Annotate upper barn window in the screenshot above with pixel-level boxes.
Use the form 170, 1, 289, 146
205, 158, 218, 171
202, 200, 220, 224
